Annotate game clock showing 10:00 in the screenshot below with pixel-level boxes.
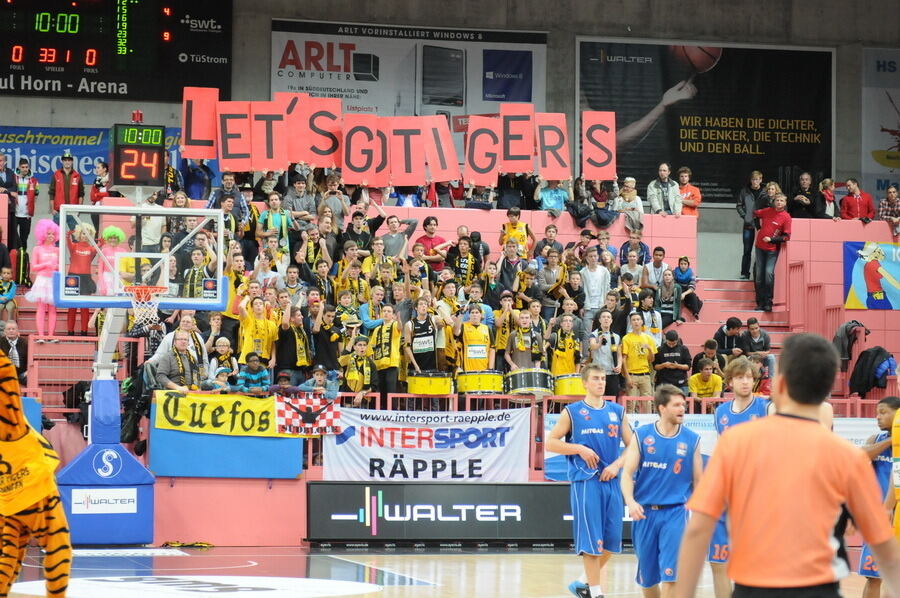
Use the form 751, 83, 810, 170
110, 125, 166, 187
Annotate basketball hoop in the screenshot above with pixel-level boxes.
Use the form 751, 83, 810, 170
123, 285, 168, 329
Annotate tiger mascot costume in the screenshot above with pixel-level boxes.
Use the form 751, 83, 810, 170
0, 350, 71, 597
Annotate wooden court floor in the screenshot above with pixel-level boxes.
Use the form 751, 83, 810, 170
9, 546, 871, 597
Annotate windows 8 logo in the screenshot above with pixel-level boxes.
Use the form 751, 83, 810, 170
329, 486, 522, 536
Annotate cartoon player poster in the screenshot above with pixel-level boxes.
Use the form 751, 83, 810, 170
844, 241, 900, 310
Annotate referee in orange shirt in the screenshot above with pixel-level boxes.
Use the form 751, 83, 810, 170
675, 333, 900, 598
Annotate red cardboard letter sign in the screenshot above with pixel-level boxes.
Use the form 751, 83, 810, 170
581, 111, 617, 181
306, 97, 343, 168
388, 117, 426, 187
535, 113, 570, 181
499, 103, 535, 173
250, 101, 287, 172
464, 116, 502, 187
274, 92, 309, 163
216, 102, 252, 172
423, 115, 461, 182
182, 87, 219, 160
342, 114, 381, 185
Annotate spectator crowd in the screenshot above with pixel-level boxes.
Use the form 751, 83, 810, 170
0, 155, 896, 410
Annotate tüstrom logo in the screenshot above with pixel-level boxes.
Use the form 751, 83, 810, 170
595, 49, 653, 64
329, 486, 523, 536
180, 15, 223, 33
178, 53, 228, 64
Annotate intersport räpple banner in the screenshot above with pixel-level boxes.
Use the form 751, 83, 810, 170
271, 20, 547, 156
577, 39, 833, 201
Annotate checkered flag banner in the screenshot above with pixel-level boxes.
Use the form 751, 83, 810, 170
275, 394, 342, 436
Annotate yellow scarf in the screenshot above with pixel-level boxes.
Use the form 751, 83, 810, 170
174, 350, 198, 389
373, 322, 395, 362
292, 325, 311, 367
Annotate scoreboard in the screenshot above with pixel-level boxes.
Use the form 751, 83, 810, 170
0, 0, 232, 101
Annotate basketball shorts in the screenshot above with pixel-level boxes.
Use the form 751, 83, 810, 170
707, 514, 729, 563
633, 505, 688, 587
858, 543, 880, 578
570, 476, 623, 556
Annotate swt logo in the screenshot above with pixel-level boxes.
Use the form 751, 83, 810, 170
181, 15, 223, 33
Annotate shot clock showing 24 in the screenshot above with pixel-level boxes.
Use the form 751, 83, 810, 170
109, 124, 166, 187
0, 0, 232, 101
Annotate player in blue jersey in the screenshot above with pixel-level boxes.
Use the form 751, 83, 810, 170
547, 363, 634, 598
621, 384, 702, 597
707, 356, 768, 598
859, 396, 900, 598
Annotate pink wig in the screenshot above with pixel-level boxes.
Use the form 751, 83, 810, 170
34, 219, 60, 244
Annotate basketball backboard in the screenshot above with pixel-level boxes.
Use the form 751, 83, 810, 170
54, 204, 228, 311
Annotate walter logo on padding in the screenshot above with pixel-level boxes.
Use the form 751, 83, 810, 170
93, 449, 123, 479
71, 488, 137, 515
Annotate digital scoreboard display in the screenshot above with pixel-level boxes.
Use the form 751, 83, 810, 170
0, 0, 232, 102
110, 124, 165, 186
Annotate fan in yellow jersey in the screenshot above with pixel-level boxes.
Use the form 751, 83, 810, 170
371, 304, 403, 404
548, 314, 581, 376
498, 207, 535, 259
621, 311, 658, 398
221, 251, 248, 347
237, 296, 278, 365
453, 304, 495, 371
336, 260, 371, 308
362, 238, 398, 280
339, 335, 378, 407
492, 291, 519, 373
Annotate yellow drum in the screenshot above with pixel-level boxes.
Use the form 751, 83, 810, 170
505, 368, 553, 396
407, 371, 454, 395
554, 373, 586, 396
457, 370, 504, 394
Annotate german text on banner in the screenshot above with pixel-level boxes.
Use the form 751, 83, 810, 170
154, 391, 280, 437
323, 408, 531, 482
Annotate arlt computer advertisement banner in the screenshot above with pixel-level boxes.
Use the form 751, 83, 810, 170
271, 20, 547, 156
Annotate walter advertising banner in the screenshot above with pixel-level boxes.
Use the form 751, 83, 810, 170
324, 408, 531, 483
861, 48, 900, 199
577, 39, 833, 201
844, 241, 900, 310
271, 20, 547, 157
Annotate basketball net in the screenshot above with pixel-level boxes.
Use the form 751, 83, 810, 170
123, 286, 168, 329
